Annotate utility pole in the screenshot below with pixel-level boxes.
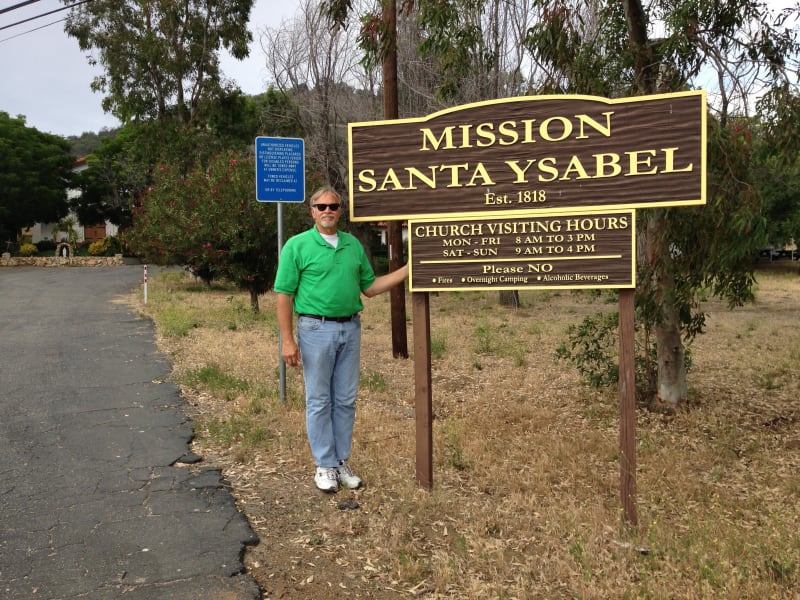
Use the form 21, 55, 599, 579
382, 0, 408, 358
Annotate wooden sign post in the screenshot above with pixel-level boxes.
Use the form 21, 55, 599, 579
348, 91, 706, 523
619, 289, 638, 524
412, 292, 433, 489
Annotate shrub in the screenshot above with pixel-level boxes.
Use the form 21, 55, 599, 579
105, 235, 123, 255
37, 239, 56, 252
555, 312, 622, 389
88, 238, 110, 256
87, 236, 123, 256
554, 310, 692, 403
18, 243, 38, 257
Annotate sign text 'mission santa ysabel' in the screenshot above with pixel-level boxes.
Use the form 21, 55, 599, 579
347, 92, 706, 221
362, 113, 689, 188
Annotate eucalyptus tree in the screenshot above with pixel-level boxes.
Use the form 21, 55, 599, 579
526, 0, 800, 408
62, 0, 260, 236
351, 0, 540, 111
63, 0, 255, 127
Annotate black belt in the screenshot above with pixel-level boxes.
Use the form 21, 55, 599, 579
298, 314, 357, 322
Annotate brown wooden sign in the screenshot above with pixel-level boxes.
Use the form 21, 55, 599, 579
348, 91, 705, 221
409, 210, 635, 292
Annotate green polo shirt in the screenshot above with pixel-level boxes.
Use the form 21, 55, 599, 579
274, 227, 376, 317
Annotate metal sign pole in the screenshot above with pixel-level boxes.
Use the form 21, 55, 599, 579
278, 202, 286, 404
254, 136, 305, 406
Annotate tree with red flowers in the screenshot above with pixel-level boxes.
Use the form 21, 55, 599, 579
125, 149, 312, 311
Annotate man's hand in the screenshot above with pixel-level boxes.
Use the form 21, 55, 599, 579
282, 339, 301, 367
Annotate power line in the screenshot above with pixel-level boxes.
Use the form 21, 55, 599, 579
0, 0, 91, 32
0, 15, 64, 42
0, 0, 46, 16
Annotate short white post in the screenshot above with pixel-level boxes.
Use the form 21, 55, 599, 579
143, 264, 148, 304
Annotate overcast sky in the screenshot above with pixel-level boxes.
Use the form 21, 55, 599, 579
1, 1, 796, 138
0, 0, 297, 137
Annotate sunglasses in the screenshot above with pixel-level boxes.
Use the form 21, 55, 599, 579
312, 203, 340, 212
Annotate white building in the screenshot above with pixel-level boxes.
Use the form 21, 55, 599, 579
23, 157, 119, 245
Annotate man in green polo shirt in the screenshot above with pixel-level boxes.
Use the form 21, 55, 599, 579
274, 186, 408, 492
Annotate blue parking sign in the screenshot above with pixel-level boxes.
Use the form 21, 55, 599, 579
255, 137, 305, 202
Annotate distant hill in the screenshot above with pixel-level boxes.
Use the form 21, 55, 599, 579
67, 127, 118, 158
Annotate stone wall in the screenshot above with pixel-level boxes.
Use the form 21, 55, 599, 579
0, 253, 125, 267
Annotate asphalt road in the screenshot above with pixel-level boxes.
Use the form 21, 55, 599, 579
0, 265, 261, 599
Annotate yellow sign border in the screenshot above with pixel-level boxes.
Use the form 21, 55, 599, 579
408, 209, 637, 293
348, 91, 706, 222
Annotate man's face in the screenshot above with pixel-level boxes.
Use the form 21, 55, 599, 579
310, 192, 342, 233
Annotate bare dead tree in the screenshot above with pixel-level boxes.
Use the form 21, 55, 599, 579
259, 0, 383, 259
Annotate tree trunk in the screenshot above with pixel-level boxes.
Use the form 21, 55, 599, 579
625, 0, 687, 409
646, 209, 686, 409
655, 315, 686, 407
498, 290, 519, 308
249, 287, 260, 314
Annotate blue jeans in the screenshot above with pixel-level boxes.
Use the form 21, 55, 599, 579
297, 316, 361, 468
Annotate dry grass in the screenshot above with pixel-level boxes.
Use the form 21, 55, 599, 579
130, 264, 800, 599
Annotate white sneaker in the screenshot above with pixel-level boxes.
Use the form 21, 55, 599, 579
314, 467, 339, 492
337, 460, 363, 489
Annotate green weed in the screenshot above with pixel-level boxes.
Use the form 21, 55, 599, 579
764, 553, 797, 583
156, 304, 202, 337
183, 363, 249, 400
361, 370, 387, 392
443, 425, 472, 471
430, 331, 448, 359
205, 413, 270, 448
474, 322, 501, 354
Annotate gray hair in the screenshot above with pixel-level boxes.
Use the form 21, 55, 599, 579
309, 186, 342, 205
